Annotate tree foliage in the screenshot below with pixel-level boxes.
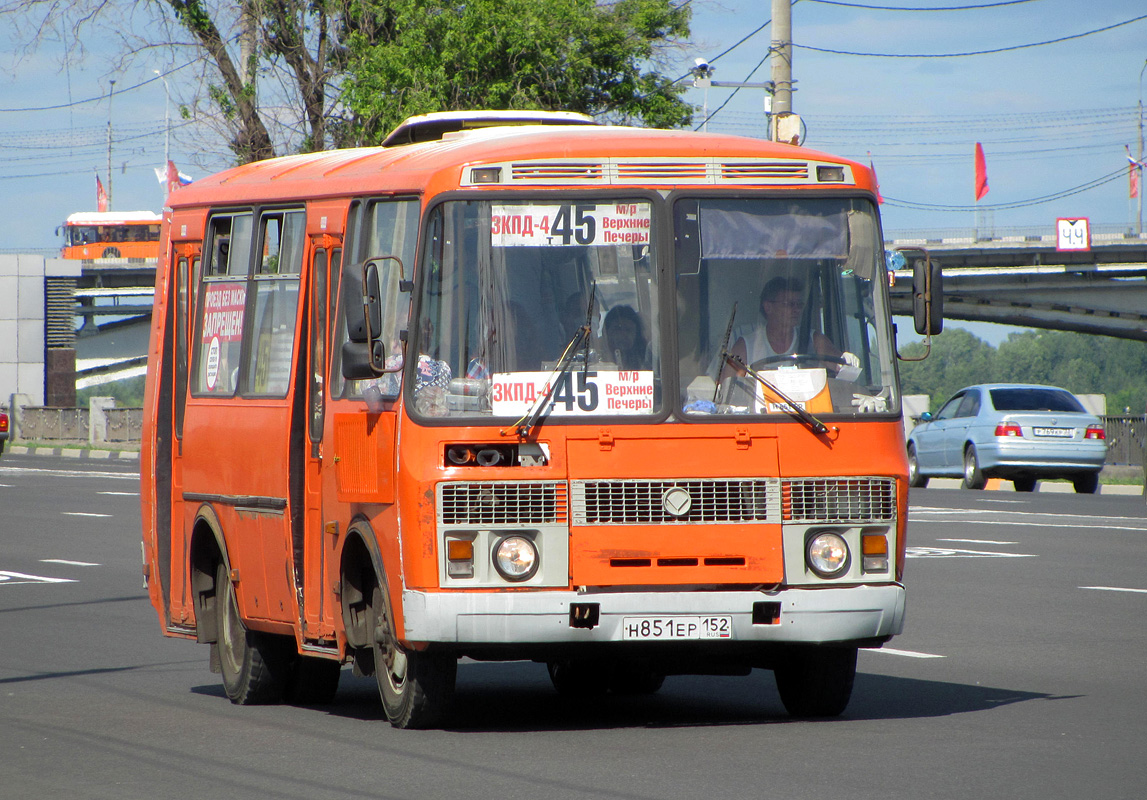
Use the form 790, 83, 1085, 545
899, 327, 1147, 414
338, 0, 692, 144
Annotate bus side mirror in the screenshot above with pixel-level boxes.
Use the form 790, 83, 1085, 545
911, 252, 943, 336
363, 256, 408, 373
342, 260, 368, 343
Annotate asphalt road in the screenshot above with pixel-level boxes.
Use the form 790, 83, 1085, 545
1, 452, 1143, 799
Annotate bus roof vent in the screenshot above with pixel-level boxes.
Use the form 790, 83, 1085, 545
720, 161, 810, 181
510, 162, 605, 181
382, 110, 598, 146
615, 161, 709, 181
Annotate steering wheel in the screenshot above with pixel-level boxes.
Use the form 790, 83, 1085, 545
750, 353, 848, 371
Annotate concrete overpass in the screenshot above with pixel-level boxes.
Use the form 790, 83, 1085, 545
887, 226, 1147, 342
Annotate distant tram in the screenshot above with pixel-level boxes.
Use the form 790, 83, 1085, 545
59, 211, 162, 260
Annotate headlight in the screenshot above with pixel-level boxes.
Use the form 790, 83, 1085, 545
493, 535, 539, 582
806, 531, 850, 578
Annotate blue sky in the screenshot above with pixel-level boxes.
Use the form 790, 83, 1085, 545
2, 0, 1144, 343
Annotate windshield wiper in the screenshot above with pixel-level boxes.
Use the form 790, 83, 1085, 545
721, 352, 831, 436
502, 284, 597, 439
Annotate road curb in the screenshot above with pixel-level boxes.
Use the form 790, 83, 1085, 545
5, 444, 140, 461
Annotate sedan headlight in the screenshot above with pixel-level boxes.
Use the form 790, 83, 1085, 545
492, 535, 539, 582
806, 531, 850, 578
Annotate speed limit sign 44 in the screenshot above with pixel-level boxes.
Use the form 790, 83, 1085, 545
1056, 218, 1090, 251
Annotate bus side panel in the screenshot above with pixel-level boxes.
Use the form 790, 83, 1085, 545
182, 401, 297, 626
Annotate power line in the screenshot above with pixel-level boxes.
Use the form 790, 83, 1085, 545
795, 13, 1147, 58
806, 0, 1040, 9
883, 165, 1129, 211
0, 62, 196, 113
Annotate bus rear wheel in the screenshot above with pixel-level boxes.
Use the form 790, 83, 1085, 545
773, 646, 857, 718
371, 583, 456, 729
215, 563, 290, 705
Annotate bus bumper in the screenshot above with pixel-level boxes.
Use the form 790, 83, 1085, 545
400, 583, 905, 645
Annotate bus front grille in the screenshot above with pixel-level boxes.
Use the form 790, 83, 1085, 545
781, 477, 896, 523
439, 481, 569, 525
571, 479, 780, 525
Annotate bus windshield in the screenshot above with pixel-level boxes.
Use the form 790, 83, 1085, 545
675, 197, 897, 418
411, 197, 661, 420
407, 195, 897, 422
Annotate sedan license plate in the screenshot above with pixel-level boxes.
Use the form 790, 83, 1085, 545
621, 616, 733, 640
1032, 427, 1073, 438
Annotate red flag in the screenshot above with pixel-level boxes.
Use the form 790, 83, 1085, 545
96, 174, 108, 212
1127, 146, 1140, 199
974, 142, 989, 201
166, 160, 180, 197
868, 152, 883, 205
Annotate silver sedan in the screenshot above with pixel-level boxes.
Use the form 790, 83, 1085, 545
906, 383, 1107, 493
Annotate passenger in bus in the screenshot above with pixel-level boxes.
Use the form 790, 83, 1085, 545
603, 305, 650, 371
728, 277, 858, 375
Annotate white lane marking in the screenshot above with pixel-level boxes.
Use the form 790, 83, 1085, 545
41, 559, 100, 567
0, 465, 137, 480
869, 647, 945, 659
907, 546, 1037, 558
938, 538, 1018, 545
959, 520, 1147, 532
912, 506, 1147, 525
62, 512, 112, 518
1080, 586, 1147, 594
0, 571, 76, 585
99, 491, 139, 497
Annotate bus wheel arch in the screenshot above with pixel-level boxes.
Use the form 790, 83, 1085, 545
188, 505, 228, 645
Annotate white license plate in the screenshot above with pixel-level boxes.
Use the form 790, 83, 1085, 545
1032, 427, 1073, 438
621, 615, 733, 640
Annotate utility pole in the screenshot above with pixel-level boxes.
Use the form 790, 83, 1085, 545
770, 0, 799, 144
105, 79, 115, 211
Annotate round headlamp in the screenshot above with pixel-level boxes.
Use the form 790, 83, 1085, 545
806, 531, 850, 578
493, 535, 539, 582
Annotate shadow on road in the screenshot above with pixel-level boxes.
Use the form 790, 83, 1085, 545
193, 660, 1069, 732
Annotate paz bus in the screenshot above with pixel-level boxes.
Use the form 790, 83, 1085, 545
141, 109, 940, 728
59, 210, 162, 260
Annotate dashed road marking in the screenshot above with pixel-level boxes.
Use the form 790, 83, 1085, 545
0, 571, 75, 585
869, 647, 945, 659
41, 559, 100, 567
1080, 586, 1147, 594
907, 546, 1037, 558
938, 538, 1018, 545
62, 512, 112, 518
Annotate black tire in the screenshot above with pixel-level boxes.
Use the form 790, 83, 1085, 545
284, 656, 341, 705
907, 444, 928, 488
962, 445, 987, 490
371, 583, 456, 729
1013, 476, 1037, 492
547, 660, 610, 697
1073, 472, 1100, 494
100, 246, 121, 259
774, 646, 857, 718
215, 563, 290, 705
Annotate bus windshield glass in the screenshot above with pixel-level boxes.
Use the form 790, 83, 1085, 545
410, 198, 661, 420
675, 197, 898, 418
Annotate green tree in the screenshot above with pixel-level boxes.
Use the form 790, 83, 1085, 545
339, 0, 693, 144
899, 327, 998, 410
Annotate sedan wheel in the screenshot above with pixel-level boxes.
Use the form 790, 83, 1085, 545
907, 445, 928, 488
1073, 472, 1099, 494
962, 445, 987, 490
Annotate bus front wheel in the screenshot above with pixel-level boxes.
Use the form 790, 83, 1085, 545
773, 646, 857, 718
371, 582, 456, 729
215, 563, 290, 704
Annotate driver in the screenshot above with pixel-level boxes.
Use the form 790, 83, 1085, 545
728, 277, 857, 374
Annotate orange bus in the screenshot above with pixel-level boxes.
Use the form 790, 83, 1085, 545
141, 110, 940, 728
59, 210, 162, 260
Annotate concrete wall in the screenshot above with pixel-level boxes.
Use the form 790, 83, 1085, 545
0, 254, 81, 405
